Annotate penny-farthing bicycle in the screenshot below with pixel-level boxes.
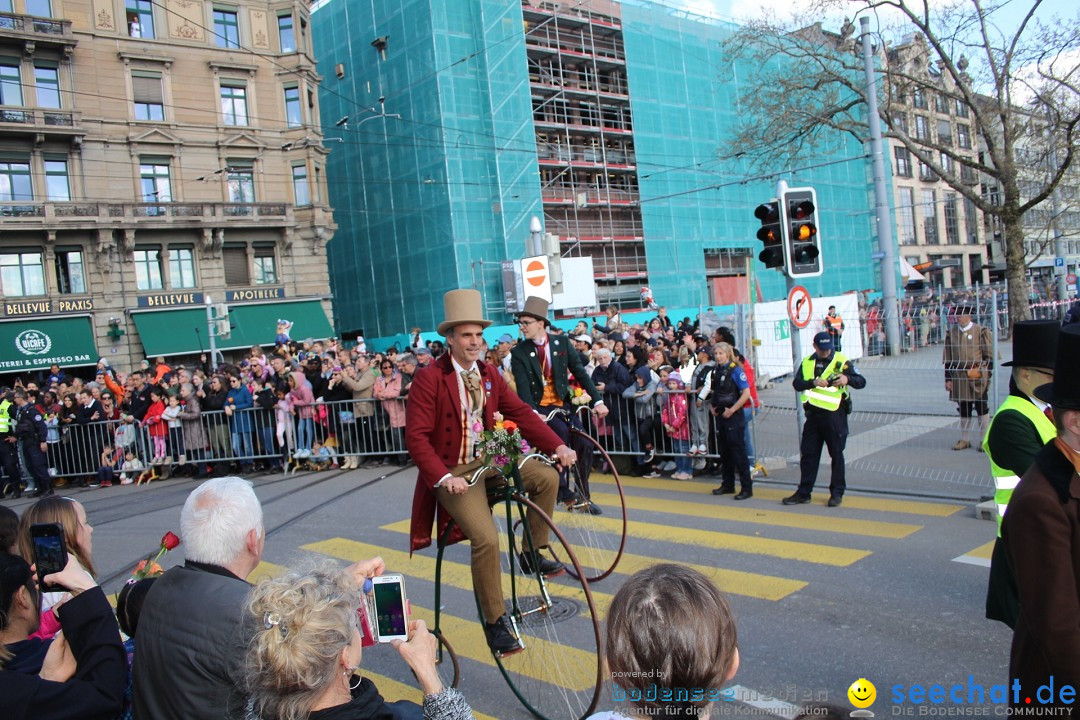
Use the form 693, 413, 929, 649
431, 454, 603, 720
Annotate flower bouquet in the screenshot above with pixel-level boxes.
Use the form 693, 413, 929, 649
129, 531, 181, 582
570, 387, 590, 406
474, 412, 531, 476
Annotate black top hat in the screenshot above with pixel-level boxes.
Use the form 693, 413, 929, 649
1002, 320, 1060, 370
1034, 324, 1080, 411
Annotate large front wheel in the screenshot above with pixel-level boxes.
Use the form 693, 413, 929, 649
487, 492, 603, 720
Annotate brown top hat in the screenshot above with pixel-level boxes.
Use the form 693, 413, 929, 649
516, 296, 551, 326
1002, 320, 1059, 370
437, 289, 492, 336
1034, 324, 1080, 411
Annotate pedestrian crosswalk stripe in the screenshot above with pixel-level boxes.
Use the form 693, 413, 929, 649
592, 475, 961, 517
952, 539, 995, 567
589, 490, 922, 539
247, 560, 287, 582
360, 670, 499, 720
303, 537, 614, 614
381, 518, 870, 567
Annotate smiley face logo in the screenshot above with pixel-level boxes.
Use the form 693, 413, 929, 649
848, 678, 876, 709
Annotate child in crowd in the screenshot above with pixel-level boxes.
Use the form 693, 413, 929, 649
143, 387, 168, 464
120, 450, 144, 485
662, 375, 693, 480
307, 440, 334, 470
275, 386, 295, 467
162, 393, 184, 468
96, 444, 116, 488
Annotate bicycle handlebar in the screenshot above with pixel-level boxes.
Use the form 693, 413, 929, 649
542, 405, 593, 423
465, 452, 556, 486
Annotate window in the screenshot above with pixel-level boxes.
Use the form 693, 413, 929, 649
291, 163, 309, 205
961, 162, 978, 184
957, 124, 971, 149
922, 189, 939, 244
944, 193, 960, 244
223, 245, 249, 286
914, 115, 929, 141
892, 112, 908, 135
284, 85, 302, 127
912, 88, 927, 109
168, 247, 196, 288
0, 252, 45, 296
126, 0, 154, 38
919, 162, 937, 182
25, 0, 50, 16
278, 13, 295, 52
219, 81, 247, 126
940, 152, 954, 175
963, 197, 978, 244
55, 249, 85, 294
0, 159, 32, 200
134, 248, 163, 290
955, 99, 968, 118
254, 245, 277, 285
934, 92, 950, 114
132, 71, 164, 121
34, 65, 60, 108
898, 188, 916, 245
213, 9, 239, 49
227, 163, 254, 203
44, 158, 69, 200
0, 60, 23, 106
894, 147, 912, 177
140, 159, 171, 215
937, 119, 952, 146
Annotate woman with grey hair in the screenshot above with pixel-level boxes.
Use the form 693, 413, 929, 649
243, 560, 474, 720
177, 382, 209, 478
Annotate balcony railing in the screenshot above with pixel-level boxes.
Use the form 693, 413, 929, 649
0, 12, 76, 49
0, 107, 83, 134
0, 201, 293, 225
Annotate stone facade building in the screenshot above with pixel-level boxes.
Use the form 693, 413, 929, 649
0, 0, 335, 377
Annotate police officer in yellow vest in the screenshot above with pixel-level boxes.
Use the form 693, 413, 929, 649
984, 319, 1059, 628
0, 386, 21, 498
784, 331, 866, 507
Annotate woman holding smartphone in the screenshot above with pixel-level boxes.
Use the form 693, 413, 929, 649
16, 497, 96, 641
243, 559, 474, 720
0, 550, 126, 719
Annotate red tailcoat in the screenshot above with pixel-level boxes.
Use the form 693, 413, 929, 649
405, 353, 563, 552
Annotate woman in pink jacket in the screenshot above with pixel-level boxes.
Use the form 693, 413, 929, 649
372, 359, 406, 460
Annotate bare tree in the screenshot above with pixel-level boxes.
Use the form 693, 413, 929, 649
722, 0, 1079, 324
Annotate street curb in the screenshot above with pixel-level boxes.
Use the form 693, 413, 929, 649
974, 499, 997, 521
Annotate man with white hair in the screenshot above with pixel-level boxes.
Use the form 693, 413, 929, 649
132, 476, 264, 720
133, 478, 384, 719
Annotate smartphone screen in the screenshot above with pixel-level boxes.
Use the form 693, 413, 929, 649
372, 575, 408, 641
30, 524, 66, 589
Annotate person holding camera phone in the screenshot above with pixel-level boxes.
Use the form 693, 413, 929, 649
243, 560, 474, 720
783, 332, 866, 508
1, 549, 127, 720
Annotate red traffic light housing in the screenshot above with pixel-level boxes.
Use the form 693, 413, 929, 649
755, 201, 785, 269
782, 187, 823, 278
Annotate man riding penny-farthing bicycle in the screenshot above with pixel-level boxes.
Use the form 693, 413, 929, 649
510, 297, 608, 515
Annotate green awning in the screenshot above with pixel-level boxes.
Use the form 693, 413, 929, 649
131, 299, 333, 357
0, 315, 98, 373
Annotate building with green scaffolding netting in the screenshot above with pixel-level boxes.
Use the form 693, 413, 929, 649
312, 0, 890, 339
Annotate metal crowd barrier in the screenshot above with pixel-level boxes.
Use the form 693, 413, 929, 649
18, 390, 738, 482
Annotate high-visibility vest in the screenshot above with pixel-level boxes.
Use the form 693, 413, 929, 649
799, 353, 850, 411
983, 395, 1056, 535
826, 314, 843, 331
0, 399, 11, 434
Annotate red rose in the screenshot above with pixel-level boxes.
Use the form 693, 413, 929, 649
502, 420, 518, 432
161, 531, 181, 551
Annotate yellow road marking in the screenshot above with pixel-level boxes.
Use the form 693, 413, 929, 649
361, 670, 498, 720
592, 474, 961, 517
965, 540, 996, 560
247, 560, 287, 582
382, 517, 868, 567
588, 491, 922, 539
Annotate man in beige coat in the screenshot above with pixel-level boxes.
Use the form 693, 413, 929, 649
943, 304, 993, 450
339, 354, 377, 468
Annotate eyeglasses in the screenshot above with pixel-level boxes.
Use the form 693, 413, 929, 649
517, 318, 536, 327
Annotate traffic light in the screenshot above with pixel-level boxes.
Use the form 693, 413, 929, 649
782, 187, 823, 278
755, 201, 785, 269
214, 303, 231, 339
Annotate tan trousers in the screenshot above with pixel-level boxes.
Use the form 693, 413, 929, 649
436, 457, 559, 624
